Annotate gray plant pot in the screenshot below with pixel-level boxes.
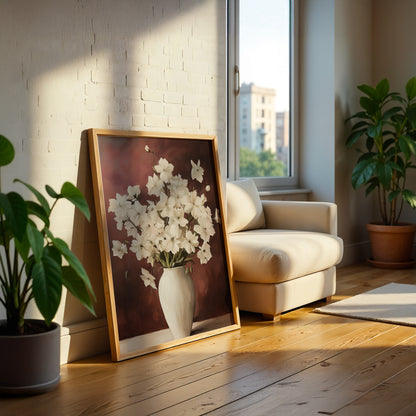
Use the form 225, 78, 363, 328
0, 319, 61, 396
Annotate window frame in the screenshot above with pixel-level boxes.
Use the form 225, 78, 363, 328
227, 0, 299, 190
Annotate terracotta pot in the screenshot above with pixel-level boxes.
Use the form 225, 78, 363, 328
0, 319, 61, 396
366, 223, 416, 267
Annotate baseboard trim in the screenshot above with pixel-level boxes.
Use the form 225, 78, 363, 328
60, 318, 109, 364
339, 240, 371, 267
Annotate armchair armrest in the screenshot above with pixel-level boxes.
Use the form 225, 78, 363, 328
261, 200, 338, 235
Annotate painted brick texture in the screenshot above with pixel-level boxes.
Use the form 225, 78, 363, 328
0, 0, 227, 360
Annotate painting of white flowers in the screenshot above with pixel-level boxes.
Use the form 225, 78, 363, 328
88, 129, 240, 361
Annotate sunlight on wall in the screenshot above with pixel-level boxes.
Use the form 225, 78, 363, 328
1, 0, 226, 362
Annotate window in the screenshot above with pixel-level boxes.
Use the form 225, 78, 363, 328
227, 0, 297, 189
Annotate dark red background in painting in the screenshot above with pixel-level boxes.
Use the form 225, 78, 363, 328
98, 135, 233, 341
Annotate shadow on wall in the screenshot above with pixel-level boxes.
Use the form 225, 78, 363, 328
0, 0, 226, 361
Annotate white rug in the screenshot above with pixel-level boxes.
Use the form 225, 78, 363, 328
314, 283, 416, 327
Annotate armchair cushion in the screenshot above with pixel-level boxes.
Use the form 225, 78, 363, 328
229, 229, 343, 284
226, 179, 266, 233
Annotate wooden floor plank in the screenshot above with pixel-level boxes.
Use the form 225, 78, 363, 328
152, 322, 399, 415
334, 361, 416, 416
102, 316, 357, 415
3, 263, 416, 416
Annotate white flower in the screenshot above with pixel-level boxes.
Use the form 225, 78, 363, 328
108, 193, 129, 214
154, 157, 174, 182
145, 145, 150, 152
112, 240, 128, 259
170, 208, 188, 228
140, 268, 157, 289
191, 160, 204, 183
108, 153, 217, 278
184, 230, 199, 253
190, 194, 208, 219
169, 175, 189, 198
194, 213, 215, 241
128, 201, 145, 227
197, 241, 212, 264
147, 173, 164, 196
127, 185, 140, 197
160, 223, 181, 253
140, 239, 158, 266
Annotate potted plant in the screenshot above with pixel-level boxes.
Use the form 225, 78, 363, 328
0, 134, 95, 395
346, 77, 416, 267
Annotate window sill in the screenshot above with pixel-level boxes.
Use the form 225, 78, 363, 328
259, 188, 311, 201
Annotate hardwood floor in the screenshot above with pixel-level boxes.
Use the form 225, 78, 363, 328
3, 263, 416, 415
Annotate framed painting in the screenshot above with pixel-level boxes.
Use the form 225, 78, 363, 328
88, 129, 240, 361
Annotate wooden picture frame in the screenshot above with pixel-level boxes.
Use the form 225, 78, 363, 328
88, 129, 240, 361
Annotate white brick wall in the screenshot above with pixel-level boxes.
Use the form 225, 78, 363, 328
0, 0, 227, 362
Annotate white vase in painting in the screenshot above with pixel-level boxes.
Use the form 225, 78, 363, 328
158, 266, 196, 340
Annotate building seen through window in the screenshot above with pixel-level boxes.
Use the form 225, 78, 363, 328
238, 0, 291, 179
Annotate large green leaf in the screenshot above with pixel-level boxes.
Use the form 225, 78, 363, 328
365, 179, 378, 196
399, 134, 416, 159
388, 190, 401, 203
406, 77, 416, 101
402, 189, 416, 208
0, 192, 28, 241
15, 179, 51, 216
26, 223, 44, 262
360, 96, 378, 115
382, 106, 402, 121
367, 122, 383, 139
345, 111, 370, 123
375, 78, 389, 101
25, 200, 50, 227
14, 229, 30, 261
0, 135, 15, 167
44, 245, 62, 266
350, 120, 369, 132
388, 160, 405, 176
376, 162, 393, 189
62, 266, 95, 316
407, 105, 416, 129
357, 84, 376, 99
351, 159, 377, 189
346, 129, 366, 148
45, 185, 60, 199
31, 254, 62, 325
52, 237, 95, 298
59, 182, 90, 221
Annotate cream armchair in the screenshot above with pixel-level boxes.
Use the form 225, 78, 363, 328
226, 179, 344, 320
